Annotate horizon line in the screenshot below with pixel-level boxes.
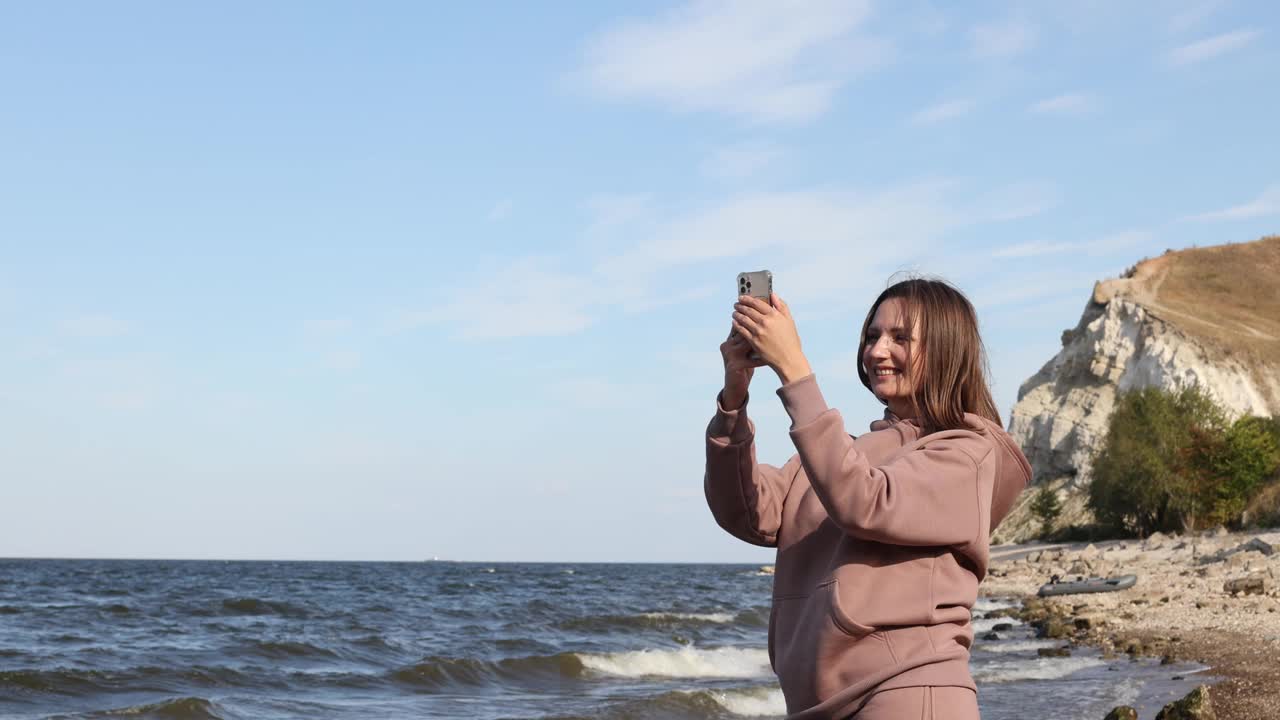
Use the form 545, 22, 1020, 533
0, 555, 773, 565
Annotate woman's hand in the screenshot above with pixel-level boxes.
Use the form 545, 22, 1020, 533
732, 293, 813, 385
720, 327, 766, 409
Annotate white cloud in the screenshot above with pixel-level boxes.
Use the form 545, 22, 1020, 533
1166, 29, 1261, 65
594, 182, 966, 283
398, 180, 1059, 340
910, 98, 977, 126
1182, 185, 1280, 222
430, 258, 597, 340
60, 314, 130, 338
576, 0, 888, 123
968, 269, 1107, 310
1029, 93, 1096, 115
970, 18, 1037, 58
700, 141, 785, 181
620, 283, 718, 314
992, 230, 1152, 258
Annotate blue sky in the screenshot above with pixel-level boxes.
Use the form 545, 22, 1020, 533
2, 1, 1277, 562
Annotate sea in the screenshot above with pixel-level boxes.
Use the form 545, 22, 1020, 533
0, 560, 1212, 719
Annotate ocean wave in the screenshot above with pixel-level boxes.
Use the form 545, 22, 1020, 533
579, 646, 771, 679
52, 634, 96, 644
389, 645, 771, 688
559, 610, 748, 633
244, 640, 339, 659
217, 597, 310, 618
0, 605, 21, 614
973, 655, 1106, 683
391, 652, 588, 688
709, 686, 787, 716
0, 665, 254, 695
0, 668, 107, 694
437, 582, 474, 594
78, 696, 227, 719
640, 611, 736, 623
534, 685, 784, 720
975, 639, 1062, 653
351, 634, 402, 651
560, 607, 732, 630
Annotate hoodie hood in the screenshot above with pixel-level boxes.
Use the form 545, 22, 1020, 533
871, 409, 1031, 533
966, 413, 1032, 532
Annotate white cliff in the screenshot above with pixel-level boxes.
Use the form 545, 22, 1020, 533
996, 237, 1280, 543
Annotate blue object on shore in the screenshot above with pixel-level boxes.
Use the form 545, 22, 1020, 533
1037, 574, 1138, 597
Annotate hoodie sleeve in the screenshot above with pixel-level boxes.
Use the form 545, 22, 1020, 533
777, 374, 994, 548
704, 390, 802, 548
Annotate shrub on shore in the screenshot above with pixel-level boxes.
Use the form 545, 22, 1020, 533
1030, 486, 1062, 539
1088, 386, 1280, 536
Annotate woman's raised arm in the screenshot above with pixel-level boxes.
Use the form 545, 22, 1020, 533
704, 390, 802, 548
779, 375, 994, 549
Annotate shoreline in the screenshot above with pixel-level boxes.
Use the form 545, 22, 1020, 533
982, 528, 1280, 719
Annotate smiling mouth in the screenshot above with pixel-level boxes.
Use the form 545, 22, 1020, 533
873, 368, 900, 377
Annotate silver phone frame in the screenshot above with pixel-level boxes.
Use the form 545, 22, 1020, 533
736, 270, 773, 303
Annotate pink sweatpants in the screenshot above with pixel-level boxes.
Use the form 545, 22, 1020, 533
851, 686, 980, 719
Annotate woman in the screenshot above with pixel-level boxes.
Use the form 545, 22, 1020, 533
705, 277, 1030, 719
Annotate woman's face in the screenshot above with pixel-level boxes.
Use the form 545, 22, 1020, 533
862, 297, 923, 411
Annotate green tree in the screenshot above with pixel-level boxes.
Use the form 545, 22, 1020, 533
1088, 386, 1227, 535
1206, 415, 1280, 526
1030, 486, 1062, 539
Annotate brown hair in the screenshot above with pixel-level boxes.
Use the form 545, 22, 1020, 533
856, 276, 1002, 434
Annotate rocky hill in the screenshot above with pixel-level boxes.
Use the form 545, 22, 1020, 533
995, 236, 1280, 543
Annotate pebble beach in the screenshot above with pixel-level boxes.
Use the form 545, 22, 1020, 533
982, 528, 1280, 720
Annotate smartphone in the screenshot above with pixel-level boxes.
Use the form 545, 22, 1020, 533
737, 270, 773, 304
736, 270, 773, 361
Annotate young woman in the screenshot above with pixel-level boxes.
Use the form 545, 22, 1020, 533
705, 278, 1030, 720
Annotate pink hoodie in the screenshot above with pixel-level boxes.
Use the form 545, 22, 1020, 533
705, 374, 1030, 719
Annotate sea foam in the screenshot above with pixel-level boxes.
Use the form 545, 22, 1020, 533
973, 655, 1106, 683
638, 611, 736, 624
579, 646, 771, 679
973, 597, 1019, 613
975, 639, 1061, 653
709, 687, 787, 716
972, 616, 1025, 633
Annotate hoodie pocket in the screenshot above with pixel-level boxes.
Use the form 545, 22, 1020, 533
770, 584, 891, 712
822, 579, 876, 637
